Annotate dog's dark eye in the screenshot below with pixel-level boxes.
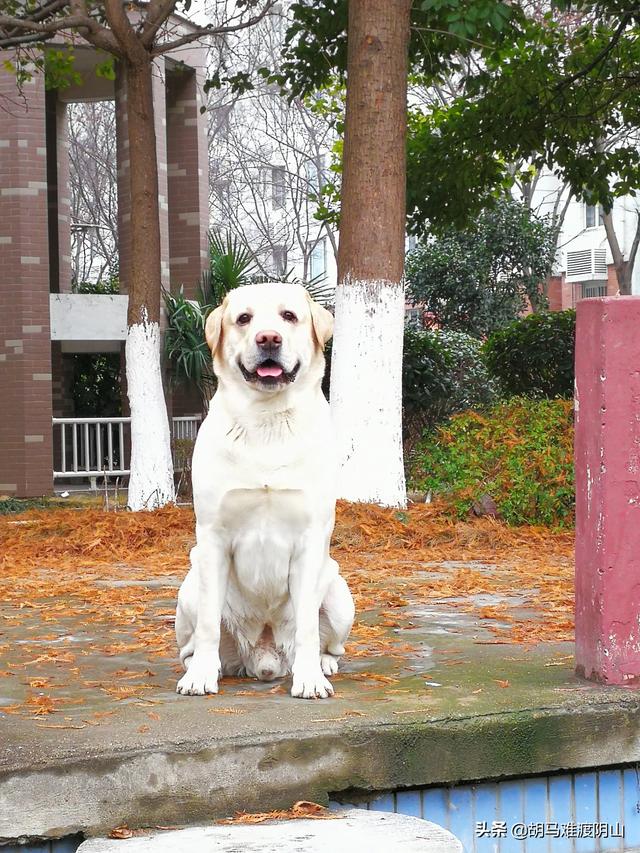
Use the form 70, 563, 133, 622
236, 313, 252, 326
281, 310, 298, 323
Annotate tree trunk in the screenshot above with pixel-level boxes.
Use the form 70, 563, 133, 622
602, 210, 632, 294
330, 0, 411, 507
123, 58, 175, 510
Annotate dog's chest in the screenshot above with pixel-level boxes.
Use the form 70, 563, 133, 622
221, 487, 309, 603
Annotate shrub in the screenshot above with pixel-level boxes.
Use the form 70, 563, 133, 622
409, 398, 574, 527
323, 328, 498, 445
403, 327, 498, 444
405, 199, 556, 336
483, 310, 575, 399
70, 353, 121, 417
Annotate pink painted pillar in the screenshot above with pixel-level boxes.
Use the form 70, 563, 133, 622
575, 296, 640, 684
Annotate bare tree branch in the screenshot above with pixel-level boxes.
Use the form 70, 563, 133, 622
151, 1, 278, 57
628, 211, 640, 283
68, 0, 120, 54
140, 0, 176, 48
102, 0, 145, 60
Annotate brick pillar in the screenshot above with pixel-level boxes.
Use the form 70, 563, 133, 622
56, 97, 72, 293
166, 57, 209, 418
0, 58, 54, 496
45, 93, 72, 294
575, 296, 640, 684
166, 64, 209, 297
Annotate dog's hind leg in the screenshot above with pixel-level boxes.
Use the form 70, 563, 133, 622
319, 567, 355, 676
219, 624, 245, 677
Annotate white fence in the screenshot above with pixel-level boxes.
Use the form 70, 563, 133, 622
171, 416, 201, 441
52, 415, 202, 483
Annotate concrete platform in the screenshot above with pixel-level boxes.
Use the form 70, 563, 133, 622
1, 551, 639, 845
76, 810, 463, 852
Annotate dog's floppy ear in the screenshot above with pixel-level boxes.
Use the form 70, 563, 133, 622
307, 294, 334, 348
205, 301, 226, 355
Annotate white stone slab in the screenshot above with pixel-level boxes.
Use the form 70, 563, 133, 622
77, 809, 463, 852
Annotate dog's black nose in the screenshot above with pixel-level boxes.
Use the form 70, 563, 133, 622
255, 330, 282, 350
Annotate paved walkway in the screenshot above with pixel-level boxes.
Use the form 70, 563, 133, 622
0, 507, 637, 844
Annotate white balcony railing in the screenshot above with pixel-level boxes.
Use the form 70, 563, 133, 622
52, 415, 202, 482
171, 415, 202, 441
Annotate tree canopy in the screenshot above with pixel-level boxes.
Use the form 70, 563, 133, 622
405, 199, 557, 337
407, 4, 640, 229
276, 1, 640, 232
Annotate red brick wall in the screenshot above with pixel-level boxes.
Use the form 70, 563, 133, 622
547, 265, 623, 312
166, 63, 209, 299
165, 50, 209, 418
0, 60, 54, 496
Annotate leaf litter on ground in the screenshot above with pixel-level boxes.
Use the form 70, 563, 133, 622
0, 501, 574, 718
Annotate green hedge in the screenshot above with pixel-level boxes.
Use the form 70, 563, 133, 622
323, 328, 498, 442
483, 310, 575, 399
409, 398, 575, 526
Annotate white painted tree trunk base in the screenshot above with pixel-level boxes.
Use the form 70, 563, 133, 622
330, 278, 406, 507
125, 316, 175, 511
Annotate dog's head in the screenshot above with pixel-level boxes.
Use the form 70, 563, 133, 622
204, 282, 333, 395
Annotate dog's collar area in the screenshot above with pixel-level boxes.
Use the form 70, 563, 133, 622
239, 358, 300, 386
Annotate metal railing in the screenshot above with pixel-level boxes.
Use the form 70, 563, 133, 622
52, 415, 202, 482
568, 281, 610, 307
171, 415, 202, 441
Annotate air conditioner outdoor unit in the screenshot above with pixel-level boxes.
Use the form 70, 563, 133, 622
565, 248, 608, 282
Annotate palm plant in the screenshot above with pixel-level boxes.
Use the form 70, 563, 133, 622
163, 290, 216, 407
198, 230, 258, 309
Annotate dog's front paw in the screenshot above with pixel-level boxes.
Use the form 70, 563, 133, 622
291, 668, 334, 699
320, 653, 339, 676
176, 661, 219, 696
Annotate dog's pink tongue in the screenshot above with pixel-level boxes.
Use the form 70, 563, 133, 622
257, 364, 283, 378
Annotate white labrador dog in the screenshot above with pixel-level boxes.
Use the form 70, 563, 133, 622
175, 282, 354, 699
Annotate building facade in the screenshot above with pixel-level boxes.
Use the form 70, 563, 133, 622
0, 34, 210, 497
525, 170, 640, 309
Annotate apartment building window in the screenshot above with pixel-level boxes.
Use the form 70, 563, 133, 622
585, 203, 604, 228
272, 245, 288, 276
308, 239, 326, 280
271, 166, 286, 210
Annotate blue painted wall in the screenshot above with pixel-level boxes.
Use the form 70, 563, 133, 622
334, 766, 637, 853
